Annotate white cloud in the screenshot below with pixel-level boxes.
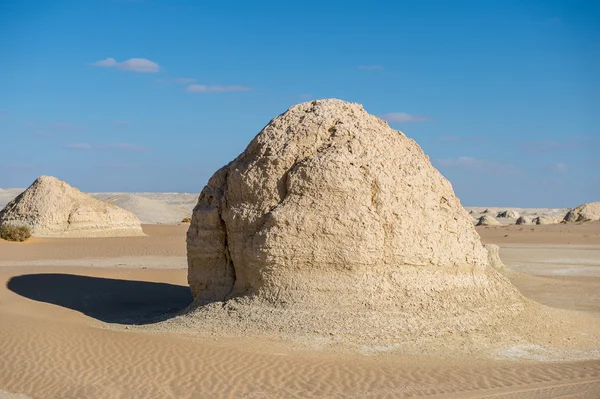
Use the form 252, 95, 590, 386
521, 140, 583, 153
380, 112, 429, 123
50, 122, 82, 131
34, 130, 51, 137
155, 77, 196, 84
437, 136, 483, 142
66, 142, 147, 151
107, 142, 147, 151
90, 57, 160, 73
67, 143, 92, 150
436, 156, 520, 175
550, 162, 568, 173
357, 65, 383, 70
91, 57, 118, 67
186, 84, 252, 93
174, 77, 195, 84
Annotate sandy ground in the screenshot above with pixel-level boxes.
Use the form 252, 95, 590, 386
1, 224, 599, 398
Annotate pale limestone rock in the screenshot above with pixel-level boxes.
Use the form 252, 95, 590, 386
533, 215, 559, 225
484, 244, 506, 269
497, 209, 519, 219
515, 215, 532, 225
477, 215, 501, 226
96, 193, 190, 224
186, 99, 523, 338
0, 176, 144, 237
563, 202, 600, 222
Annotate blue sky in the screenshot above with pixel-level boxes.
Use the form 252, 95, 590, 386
1, 0, 598, 207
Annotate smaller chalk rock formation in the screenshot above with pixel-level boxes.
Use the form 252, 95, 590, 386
477, 215, 501, 226
533, 216, 559, 225
485, 244, 506, 269
515, 215, 532, 225
563, 202, 600, 222
497, 209, 519, 219
0, 176, 144, 237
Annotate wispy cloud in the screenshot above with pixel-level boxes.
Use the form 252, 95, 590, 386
66, 142, 147, 151
437, 136, 484, 142
50, 122, 83, 131
357, 65, 383, 70
67, 143, 92, 151
90, 57, 160, 73
114, 120, 130, 126
299, 93, 312, 99
549, 162, 568, 173
436, 156, 520, 175
155, 77, 196, 84
7, 163, 36, 170
174, 77, 195, 84
186, 84, 252, 93
34, 130, 51, 137
107, 142, 148, 151
521, 140, 585, 153
99, 162, 143, 169
380, 112, 429, 123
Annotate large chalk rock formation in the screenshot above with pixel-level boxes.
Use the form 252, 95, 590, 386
516, 215, 532, 225
0, 176, 144, 237
186, 99, 523, 338
533, 215, 559, 225
476, 215, 501, 226
497, 209, 519, 219
564, 202, 600, 222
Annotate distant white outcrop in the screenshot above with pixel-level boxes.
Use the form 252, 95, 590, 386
515, 215, 532, 225
476, 215, 501, 226
563, 202, 600, 223
0, 176, 144, 237
497, 209, 519, 219
532, 215, 560, 225
93, 193, 191, 224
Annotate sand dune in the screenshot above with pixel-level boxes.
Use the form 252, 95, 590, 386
91, 194, 192, 224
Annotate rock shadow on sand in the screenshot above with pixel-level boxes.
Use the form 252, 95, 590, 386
7, 273, 193, 325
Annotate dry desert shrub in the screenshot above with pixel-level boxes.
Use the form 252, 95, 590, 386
0, 224, 32, 242
181, 217, 192, 223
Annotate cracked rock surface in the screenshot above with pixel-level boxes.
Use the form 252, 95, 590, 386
184, 99, 531, 338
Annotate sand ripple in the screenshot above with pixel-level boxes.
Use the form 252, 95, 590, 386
1, 313, 599, 398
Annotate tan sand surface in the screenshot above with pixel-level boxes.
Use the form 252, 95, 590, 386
0, 221, 599, 398
476, 221, 600, 245
0, 224, 187, 266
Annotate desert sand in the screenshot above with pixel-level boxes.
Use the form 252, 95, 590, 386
1, 222, 600, 398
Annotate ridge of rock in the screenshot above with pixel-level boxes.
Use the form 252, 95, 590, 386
184, 99, 525, 341
0, 176, 144, 237
563, 202, 600, 222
